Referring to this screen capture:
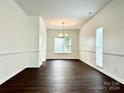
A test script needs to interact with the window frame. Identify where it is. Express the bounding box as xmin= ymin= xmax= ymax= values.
xmin=54 ymin=37 xmax=72 ymax=54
